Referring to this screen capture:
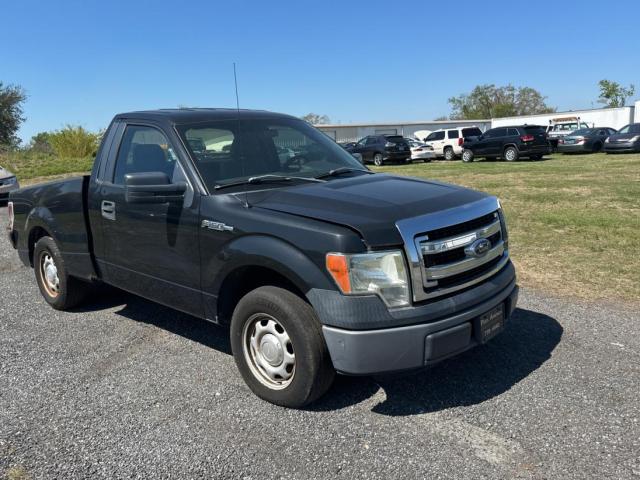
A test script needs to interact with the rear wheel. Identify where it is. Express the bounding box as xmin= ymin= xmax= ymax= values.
xmin=230 ymin=286 xmax=335 ymax=408
xmin=503 ymin=146 xmax=519 ymax=162
xmin=443 ymin=147 xmax=455 ymax=161
xmin=373 ymin=153 xmax=384 ymax=166
xmin=34 ymin=236 xmax=89 ymax=310
xmin=462 ymin=149 xmax=474 ymax=163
